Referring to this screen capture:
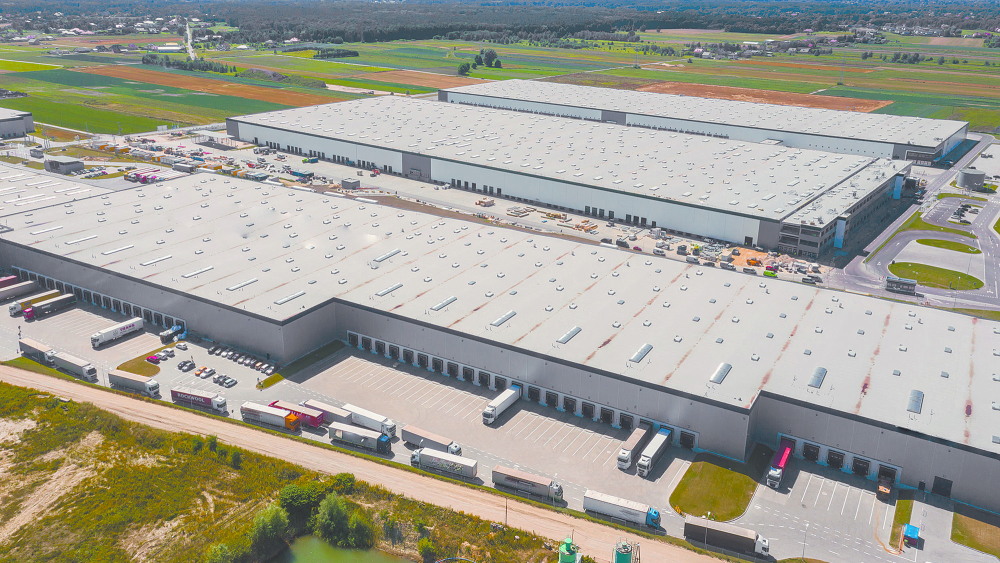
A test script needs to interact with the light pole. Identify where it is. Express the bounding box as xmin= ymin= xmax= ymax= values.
xmin=802 ymin=522 xmax=809 ymax=561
